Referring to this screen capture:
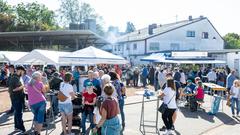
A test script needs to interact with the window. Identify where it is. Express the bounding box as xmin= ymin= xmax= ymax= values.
xmin=202 ymin=32 xmax=209 ymax=39
xmin=149 ymin=42 xmax=160 ymax=51
xmin=133 ymin=43 xmax=137 ymax=50
xmin=126 ymin=44 xmax=130 ymax=50
xmin=186 ymin=31 xmax=195 ymax=37
xmin=118 ymin=45 xmax=120 ymax=51
xmin=114 ymin=46 xmax=117 ymax=51
xmin=170 ymin=43 xmax=180 ymax=50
